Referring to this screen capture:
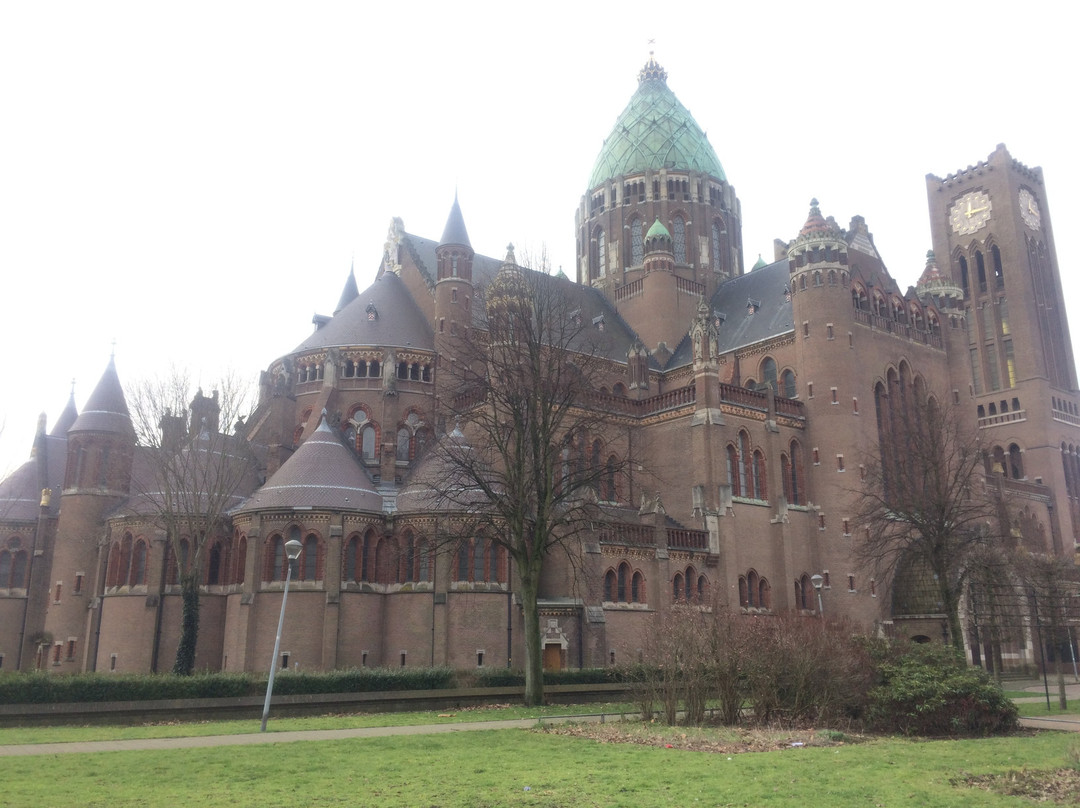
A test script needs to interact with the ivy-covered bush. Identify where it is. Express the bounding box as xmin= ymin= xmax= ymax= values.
xmin=866 ymin=642 xmax=1019 ymax=736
